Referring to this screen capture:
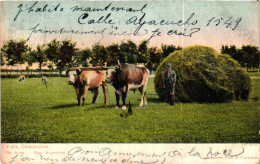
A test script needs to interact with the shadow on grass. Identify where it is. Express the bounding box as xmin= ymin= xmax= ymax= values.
xmin=146 ymin=97 xmax=161 ymax=103
xmin=49 ymin=103 xmax=124 ymax=111
xmin=49 ymin=103 xmax=78 ymax=110
xmin=49 ymin=98 xmax=164 ymax=111
xmin=86 ymin=104 xmax=117 ymax=110
xmin=87 ymin=103 xmax=146 ymax=110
